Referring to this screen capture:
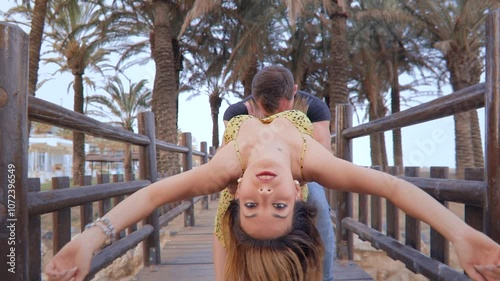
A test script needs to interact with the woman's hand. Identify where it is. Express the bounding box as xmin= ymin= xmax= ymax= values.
xmin=453 ymin=229 xmax=500 ymax=281
xmin=45 ymin=228 xmax=103 ymax=281
xmin=45 ymin=236 xmax=94 ymax=281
